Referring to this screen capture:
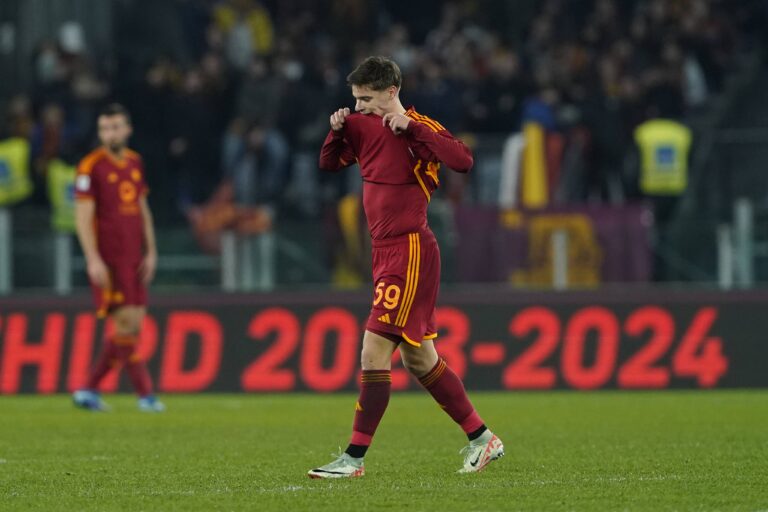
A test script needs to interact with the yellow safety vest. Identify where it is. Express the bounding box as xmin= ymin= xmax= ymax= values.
xmin=213 ymin=4 xmax=273 ymax=55
xmin=47 ymin=159 xmax=76 ymax=232
xmin=634 ymin=119 xmax=692 ymax=195
xmin=0 ymin=137 xmax=32 ymax=206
